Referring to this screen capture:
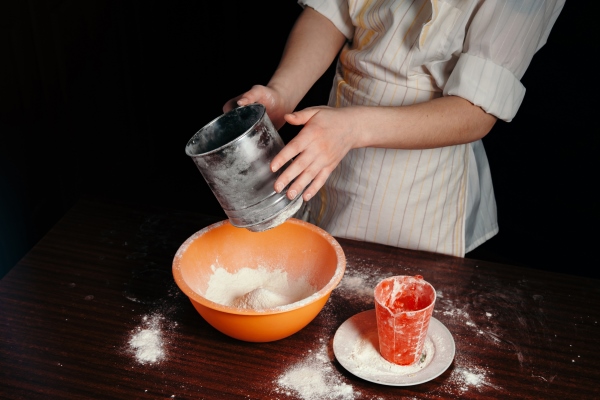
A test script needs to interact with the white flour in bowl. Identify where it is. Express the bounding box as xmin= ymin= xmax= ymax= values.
xmin=203 ymin=265 xmax=317 ymax=310
xmin=232 ymin=287 xmax=295 ymax=309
